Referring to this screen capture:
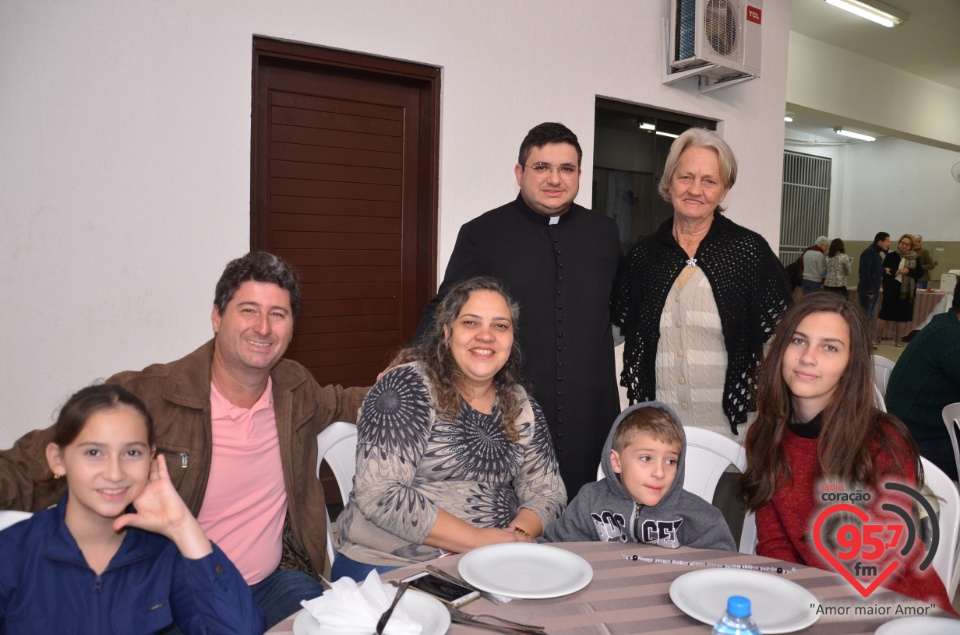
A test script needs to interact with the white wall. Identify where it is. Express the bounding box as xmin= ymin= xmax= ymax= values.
xmin=0 ymin=0 xmax=793 ymax=448
xmin=787 ymin=32 xmax=960 ymax=152
xmin=785 ymin=137 xmax=960 ymax=242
